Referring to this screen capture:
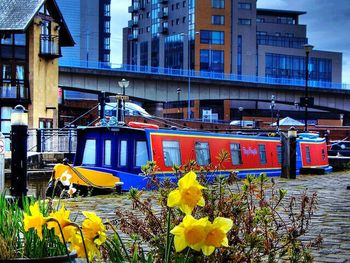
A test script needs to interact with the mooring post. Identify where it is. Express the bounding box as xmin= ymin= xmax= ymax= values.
xmin=10 ymin=105 xmax=28 ymax=202
xmin=288 ymin=127 xmax=297 ymax=179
